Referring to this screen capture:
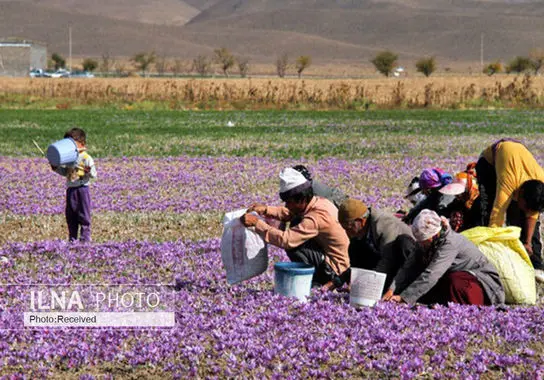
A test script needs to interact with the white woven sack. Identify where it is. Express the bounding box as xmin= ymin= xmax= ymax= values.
xmin=221 ymin=209 xmax=268 ymax=285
